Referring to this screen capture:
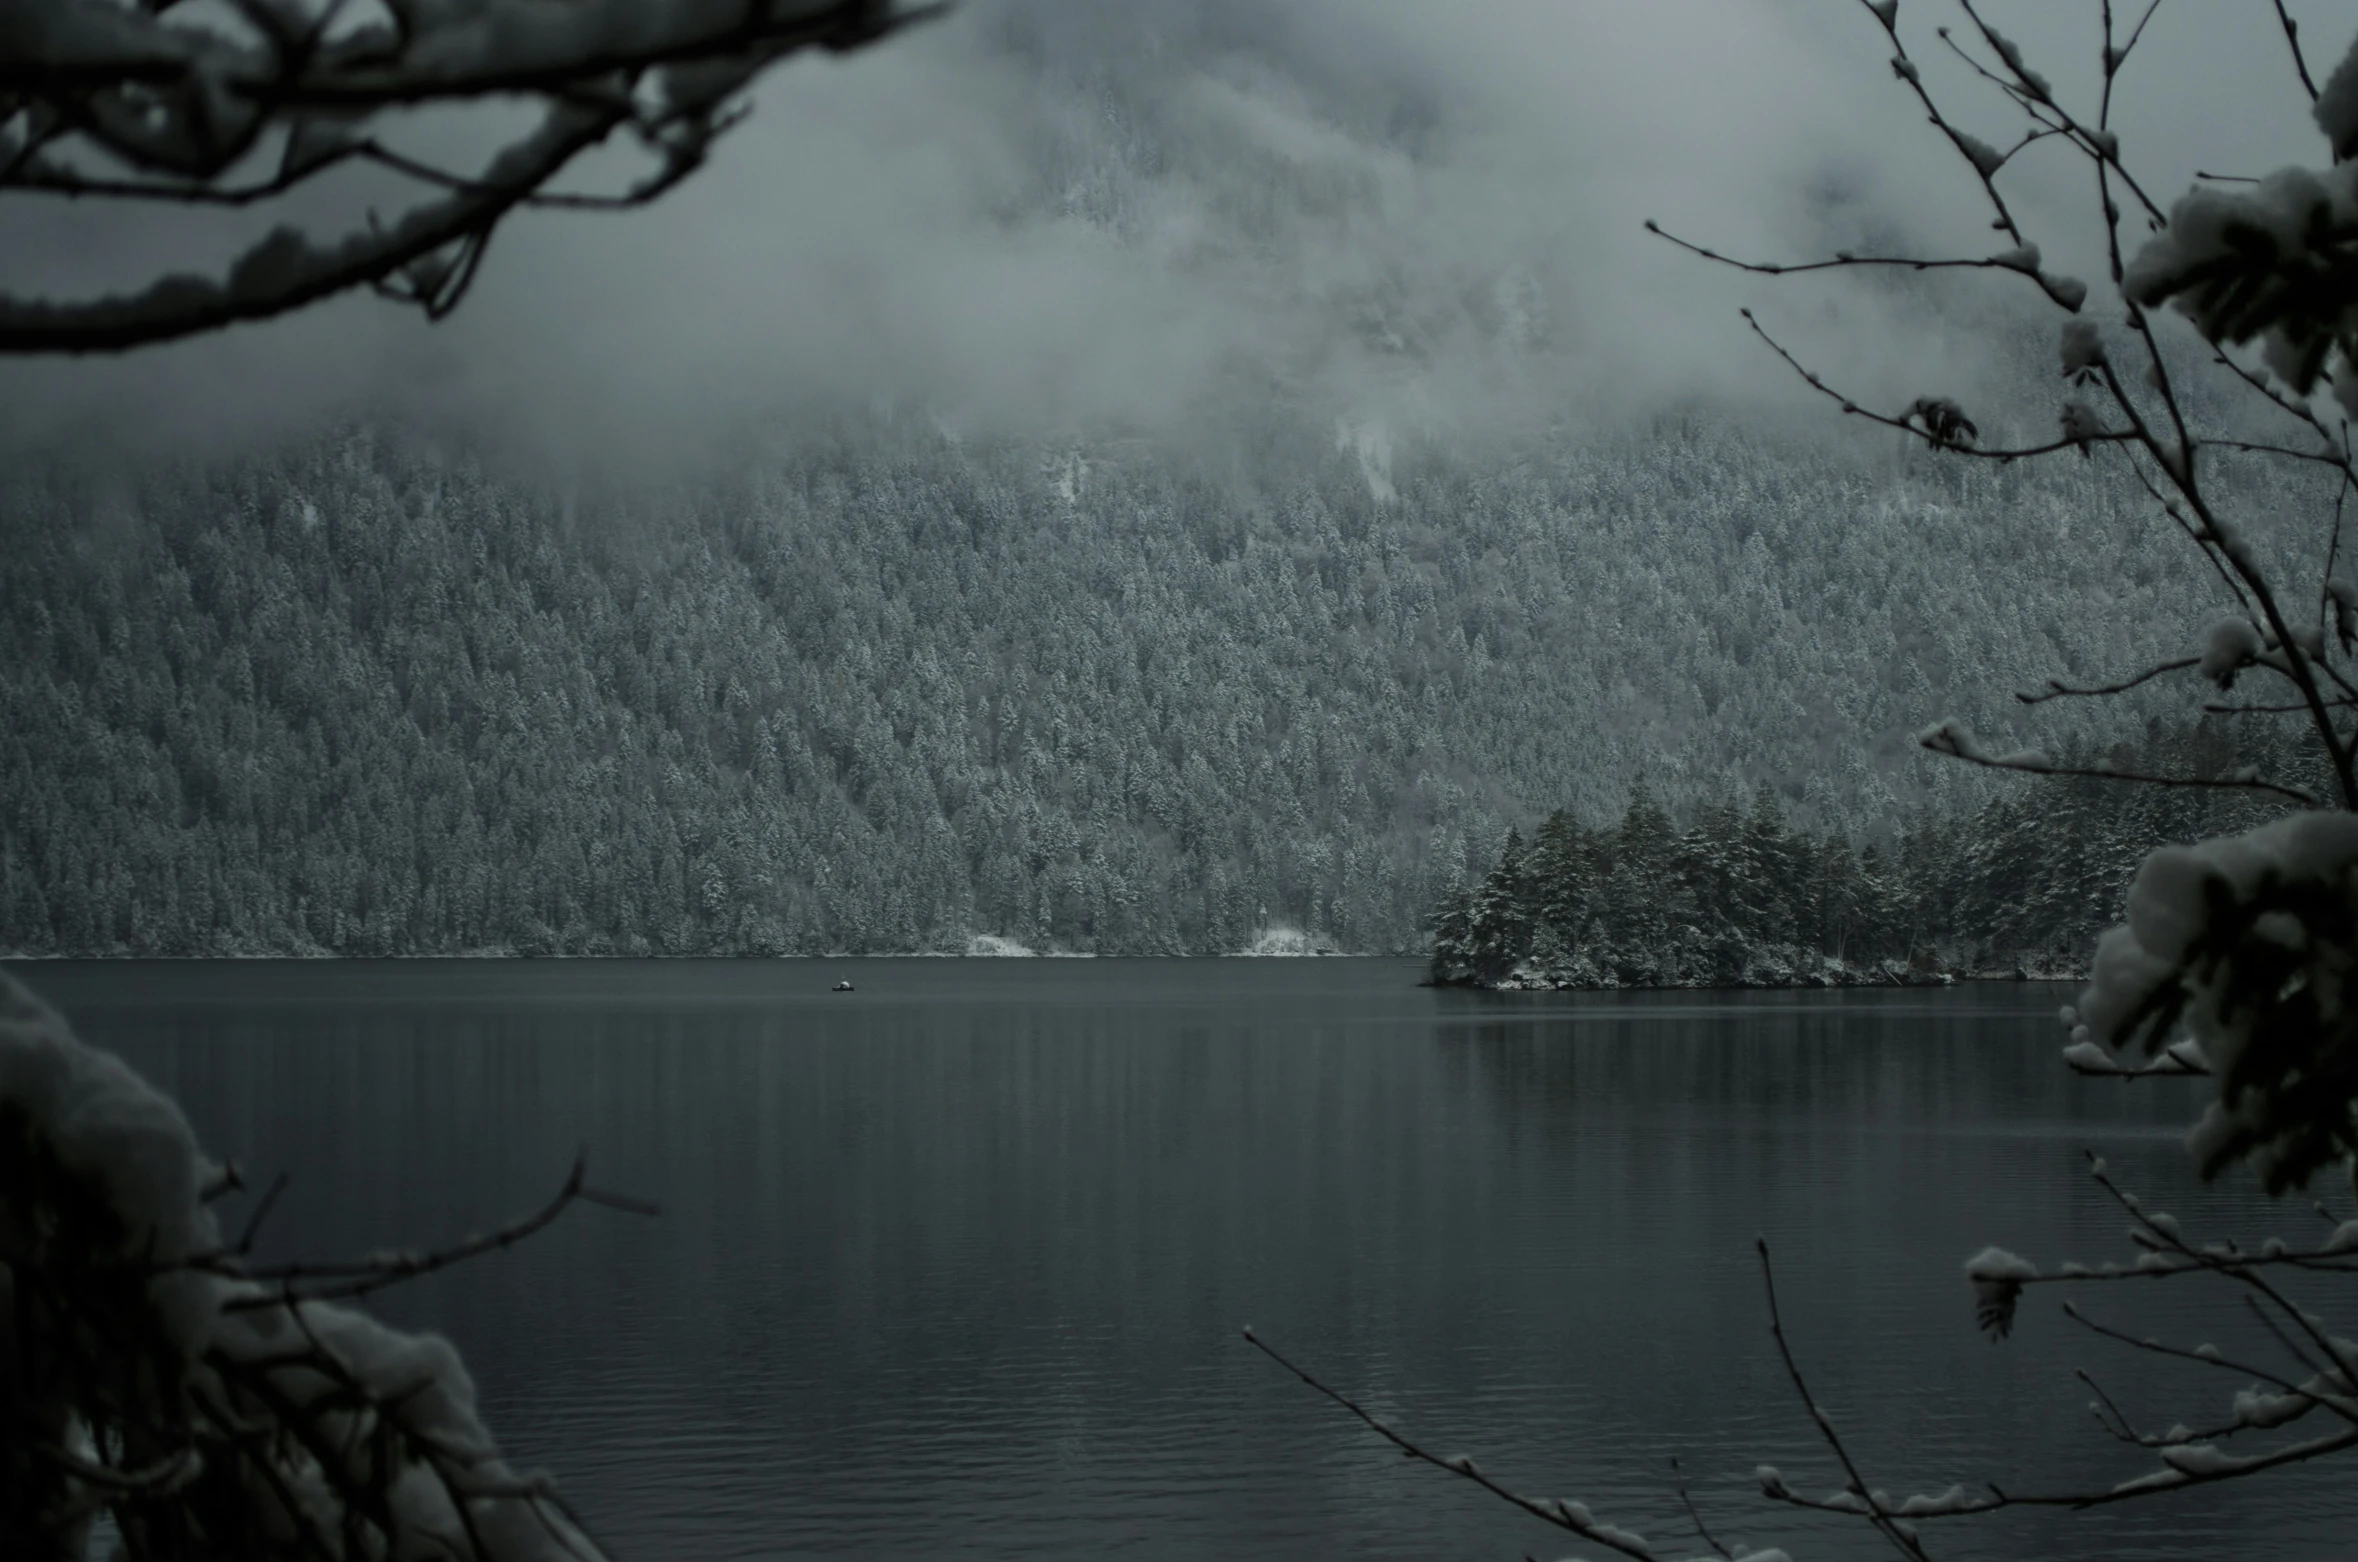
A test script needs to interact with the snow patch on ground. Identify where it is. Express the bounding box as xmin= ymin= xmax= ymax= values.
xmin=1238 ymin=925 xmax=1339 ymax=956
xmin=966 ymin=934 xmax=1038 ymax=957
xmin=1334 ymin=417 xmax=1395 ymax=504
